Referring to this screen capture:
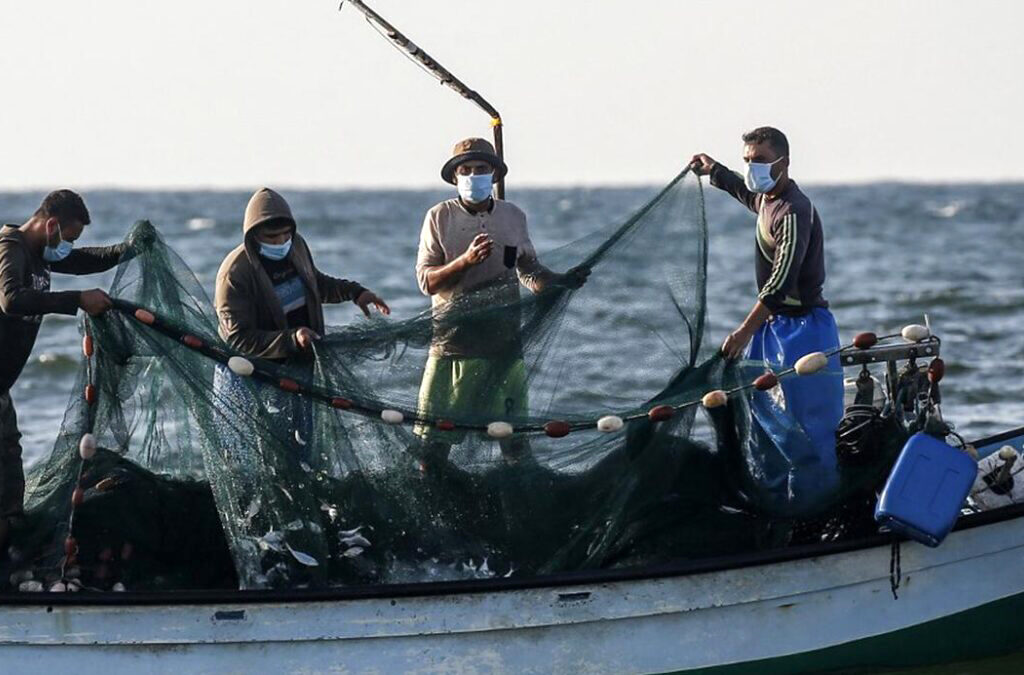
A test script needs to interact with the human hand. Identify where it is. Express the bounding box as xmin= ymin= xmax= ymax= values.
xmin=79 ymin=289 xmax=113 ymax=317
xmin=461 ymin=233 xmax=493 ymax=266
xmin=721 ymin=326 xmax=754 ymax=360
xmin=558 ymin=265 xmax=591 ymax=290
xmin=689 ymin=153 xmax=717 ymax=176
xmin=294 ymin=326 xmax=320 ymax=350
xmin=355 ymin=290 xmax=390 ymax=318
